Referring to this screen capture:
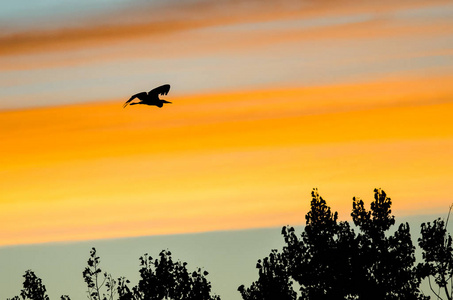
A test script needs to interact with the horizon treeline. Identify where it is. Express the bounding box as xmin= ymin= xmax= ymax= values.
xmin=6 ymin=189 xmax=453 ymax=300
